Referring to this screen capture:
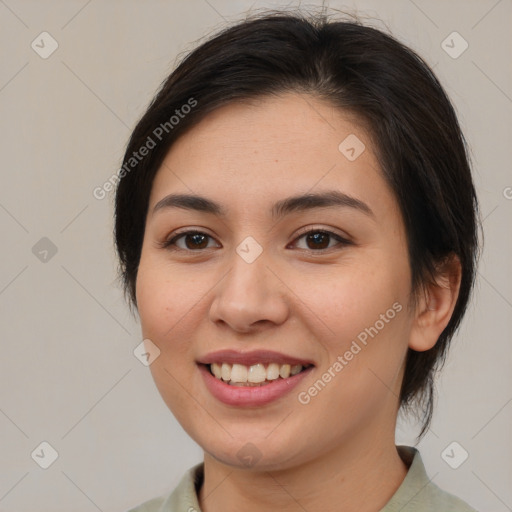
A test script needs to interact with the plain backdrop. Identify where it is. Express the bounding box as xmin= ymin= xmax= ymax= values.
xmin=0 ymin=1 xmax=511 ymax=511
